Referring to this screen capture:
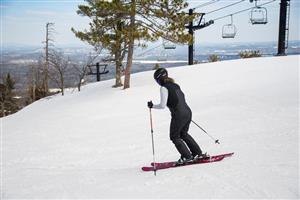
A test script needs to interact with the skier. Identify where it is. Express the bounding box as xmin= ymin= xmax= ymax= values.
xmin=148 ymin=68 xmax=205 ymax=165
